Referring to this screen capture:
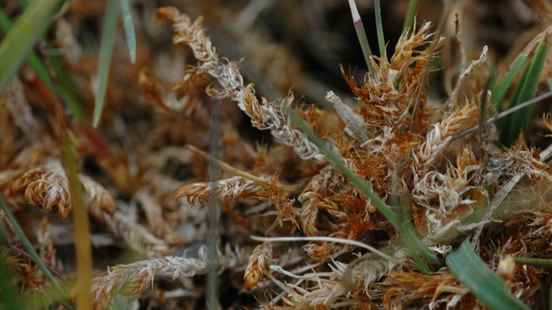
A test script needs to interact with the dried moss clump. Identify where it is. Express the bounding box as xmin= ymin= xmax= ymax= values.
xmin=1 ymin=0 xmax=552 ymax=309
